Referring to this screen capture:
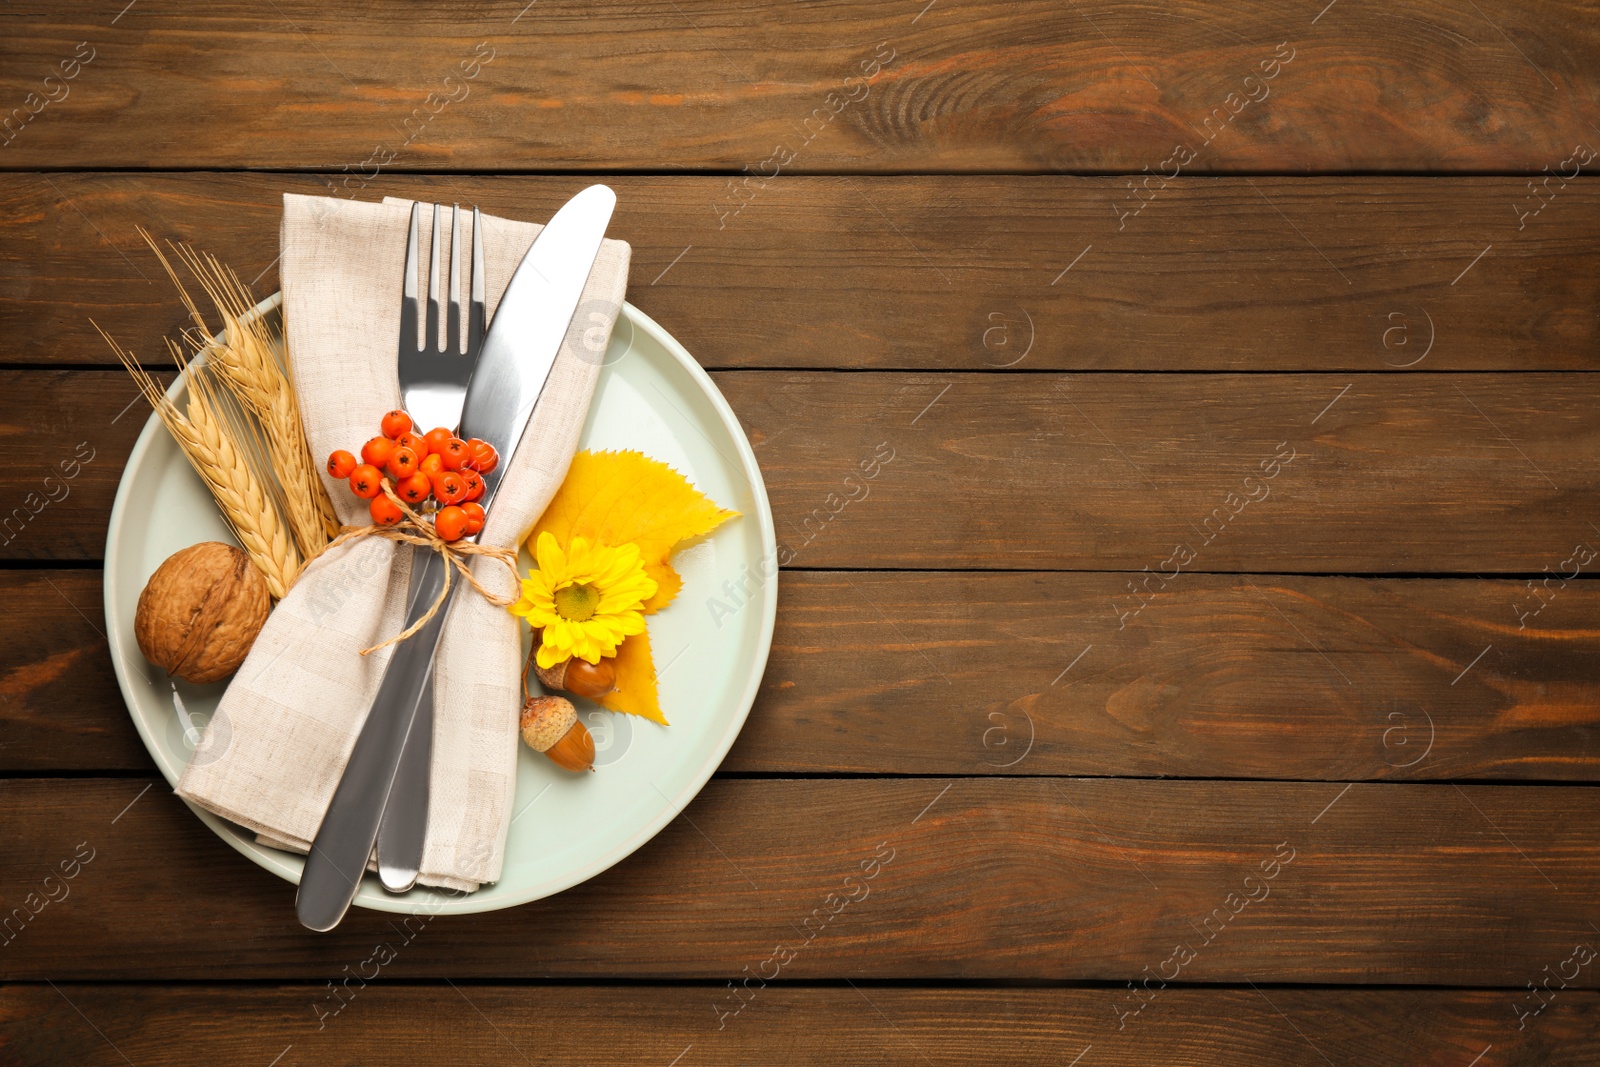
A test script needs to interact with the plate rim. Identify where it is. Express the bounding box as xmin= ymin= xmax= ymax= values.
xmin=103 ymin=291 xmax=778 ymax=914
